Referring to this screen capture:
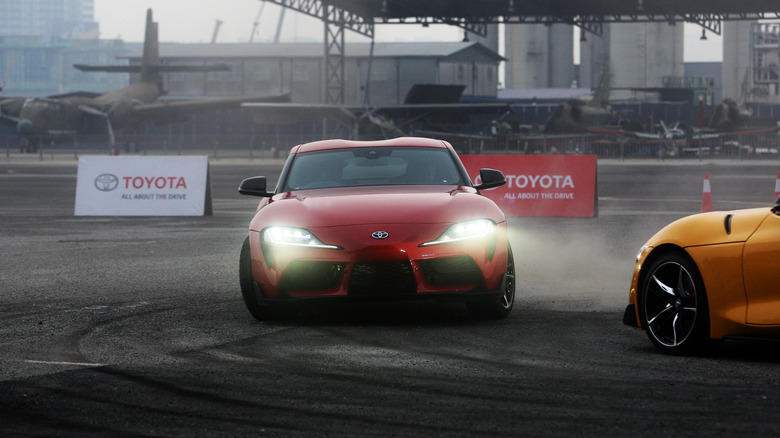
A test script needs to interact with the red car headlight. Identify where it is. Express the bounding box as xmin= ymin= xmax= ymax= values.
xmin=419 ymin=219 xmax=495 ymax=247
xmin=262 ymin=226 xmax=342 ymax=250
